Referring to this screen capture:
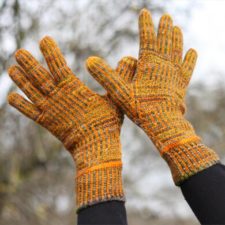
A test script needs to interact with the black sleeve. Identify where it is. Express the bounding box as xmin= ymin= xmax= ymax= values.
xmin=77 ymin=201 xmax=128 ymax=225
xmin=181 ymin=163 xmax=225 ymax=224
